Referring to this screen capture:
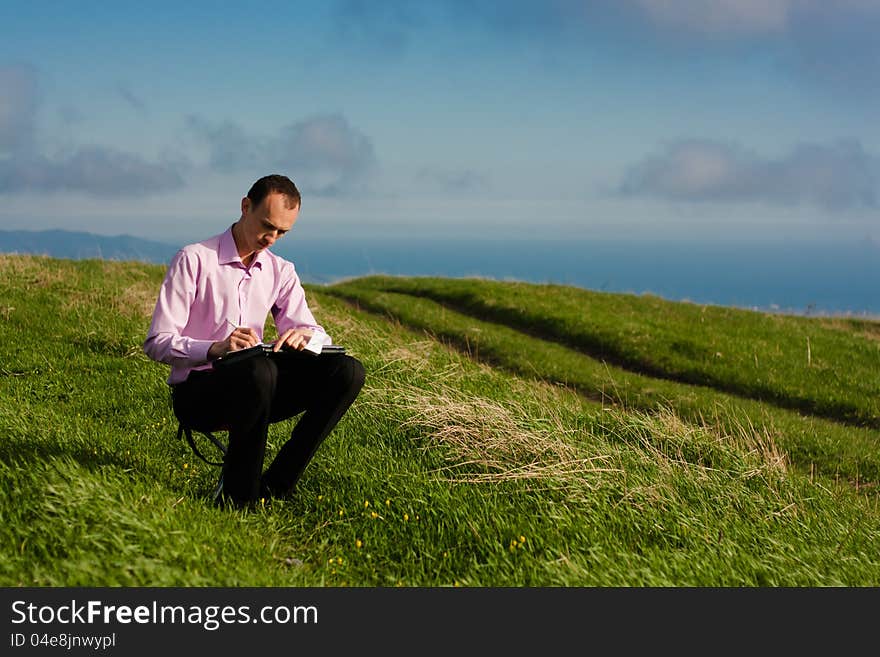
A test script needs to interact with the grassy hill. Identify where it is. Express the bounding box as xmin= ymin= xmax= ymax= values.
xmin=1 ymin=256 xmax=878 ymax=586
